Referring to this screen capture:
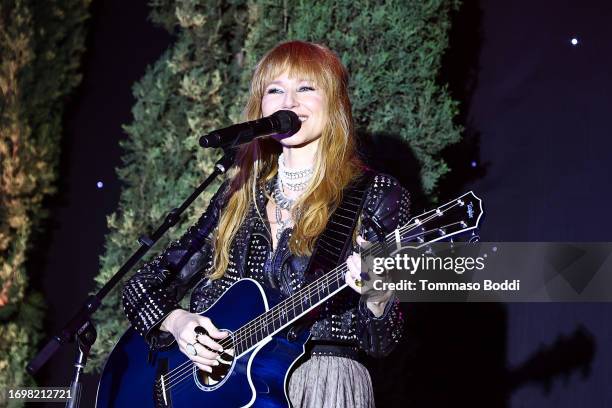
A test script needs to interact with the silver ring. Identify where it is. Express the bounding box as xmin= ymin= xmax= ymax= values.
xmin=185 ymin=342 xmax=198 ymax=356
